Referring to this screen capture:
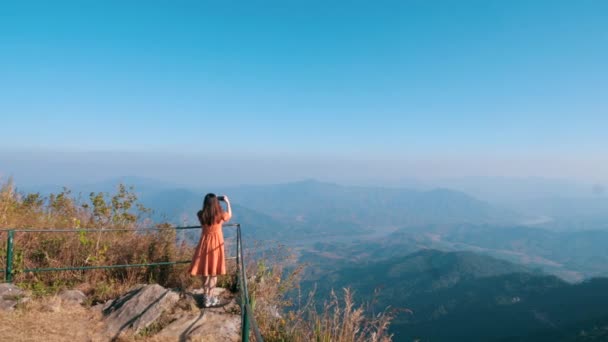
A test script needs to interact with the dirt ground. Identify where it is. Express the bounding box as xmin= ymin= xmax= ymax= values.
xmin=0 ymin=303 xmax=106 ymax=342
xmin=0 ymin=294 xmax=236 ymax=342
xmin=0 ymin=308 xmax=183 ymax=342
